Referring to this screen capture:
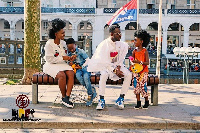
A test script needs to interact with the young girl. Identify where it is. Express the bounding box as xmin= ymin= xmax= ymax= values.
xmin=131 ymin=30 xmax=151 ymax=109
